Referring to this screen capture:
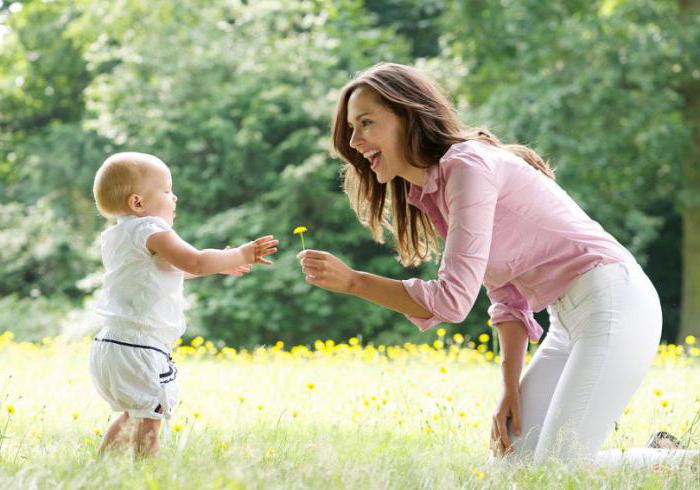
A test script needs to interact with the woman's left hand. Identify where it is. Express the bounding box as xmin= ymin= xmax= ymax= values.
xmin=490 ymin=387 xmax=522 ymax=457
xmin=297 ymin=249 xmax=355 ymax=293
